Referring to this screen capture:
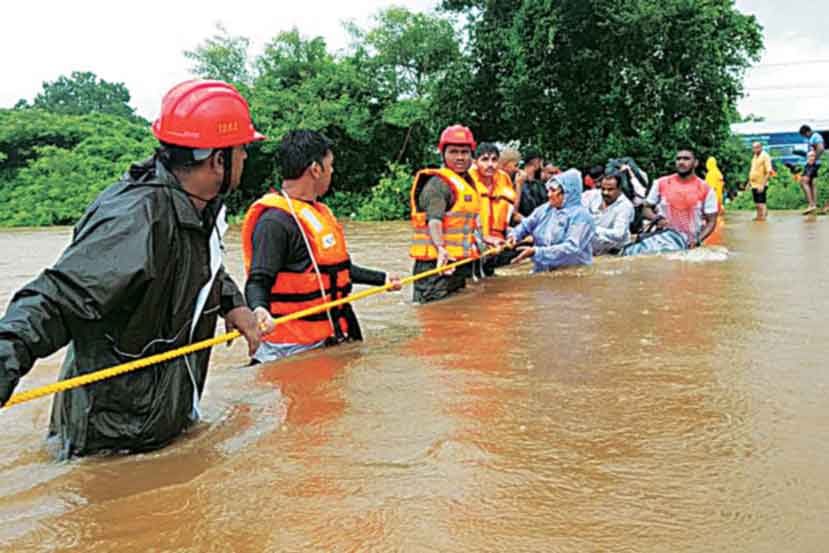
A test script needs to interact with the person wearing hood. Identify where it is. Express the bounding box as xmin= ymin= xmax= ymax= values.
xmin=0 ymin=80 xmax=273 ymax=459
xmin=506 ymin=169 xmax=596 ymax=271
xmin=705 ymin=156 xmax=725 ymax=213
